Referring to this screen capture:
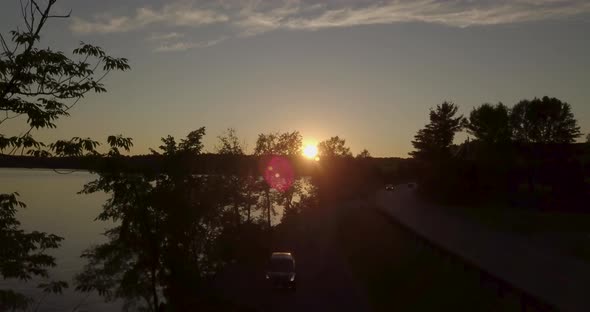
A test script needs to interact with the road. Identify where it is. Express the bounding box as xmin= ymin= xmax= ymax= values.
xmin=215 ymin=203 xmax=370 ymax=312
xmin=378 ymin=185 xmax=590 ymax=312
